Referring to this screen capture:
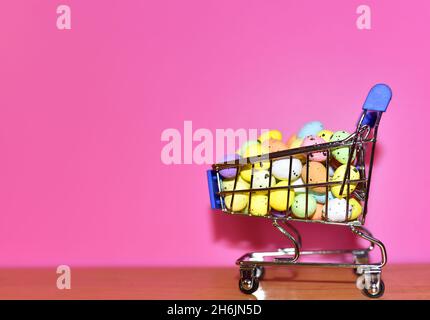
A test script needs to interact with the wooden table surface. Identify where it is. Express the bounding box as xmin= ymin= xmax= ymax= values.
xmin=0 ymin=264 xmax=429 ymax=299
